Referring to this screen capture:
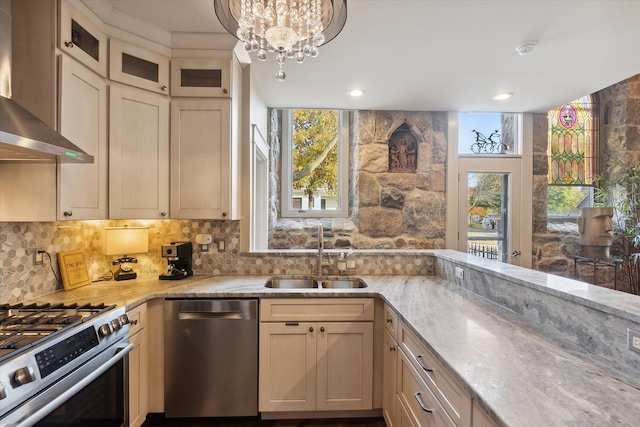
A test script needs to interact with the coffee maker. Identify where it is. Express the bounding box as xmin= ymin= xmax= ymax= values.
xmin=159 ymin=242 xmax=193 ymax=280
